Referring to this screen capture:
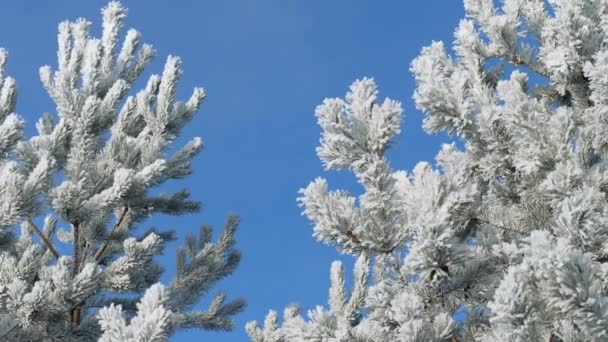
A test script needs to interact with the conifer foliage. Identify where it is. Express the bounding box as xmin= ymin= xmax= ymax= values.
xmin=0 ymin=2 xmax=243 ymax=341
xmin=248 ymin=0 xmax=608 ymax=341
